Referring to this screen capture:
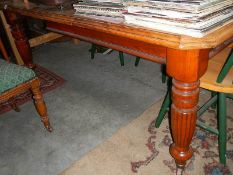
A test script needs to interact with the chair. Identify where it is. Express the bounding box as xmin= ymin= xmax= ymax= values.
xmin=90 ymin=43 xmax=141 ymax=66
xmin=161 ymin=64 xmax=167 ymax=83
xmin=155 ymin=47 xmax=233 ymax=164
xmin=0 ymin=37 xmax=52 ymax=132
xmin=0 ymin=37 xmax=10 ymax=62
